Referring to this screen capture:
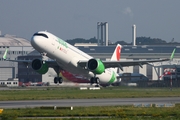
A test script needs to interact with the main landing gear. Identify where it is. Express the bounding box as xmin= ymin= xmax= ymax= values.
xmin=53 ymin=66 xmax=63 ymax=85
xmin=90 ymin=77 xmax=100 ymax=87
xmin=40 ymin=52 xmax=63 ymax=85
xmin=54 ymin=77 xmax=63 ymax=84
